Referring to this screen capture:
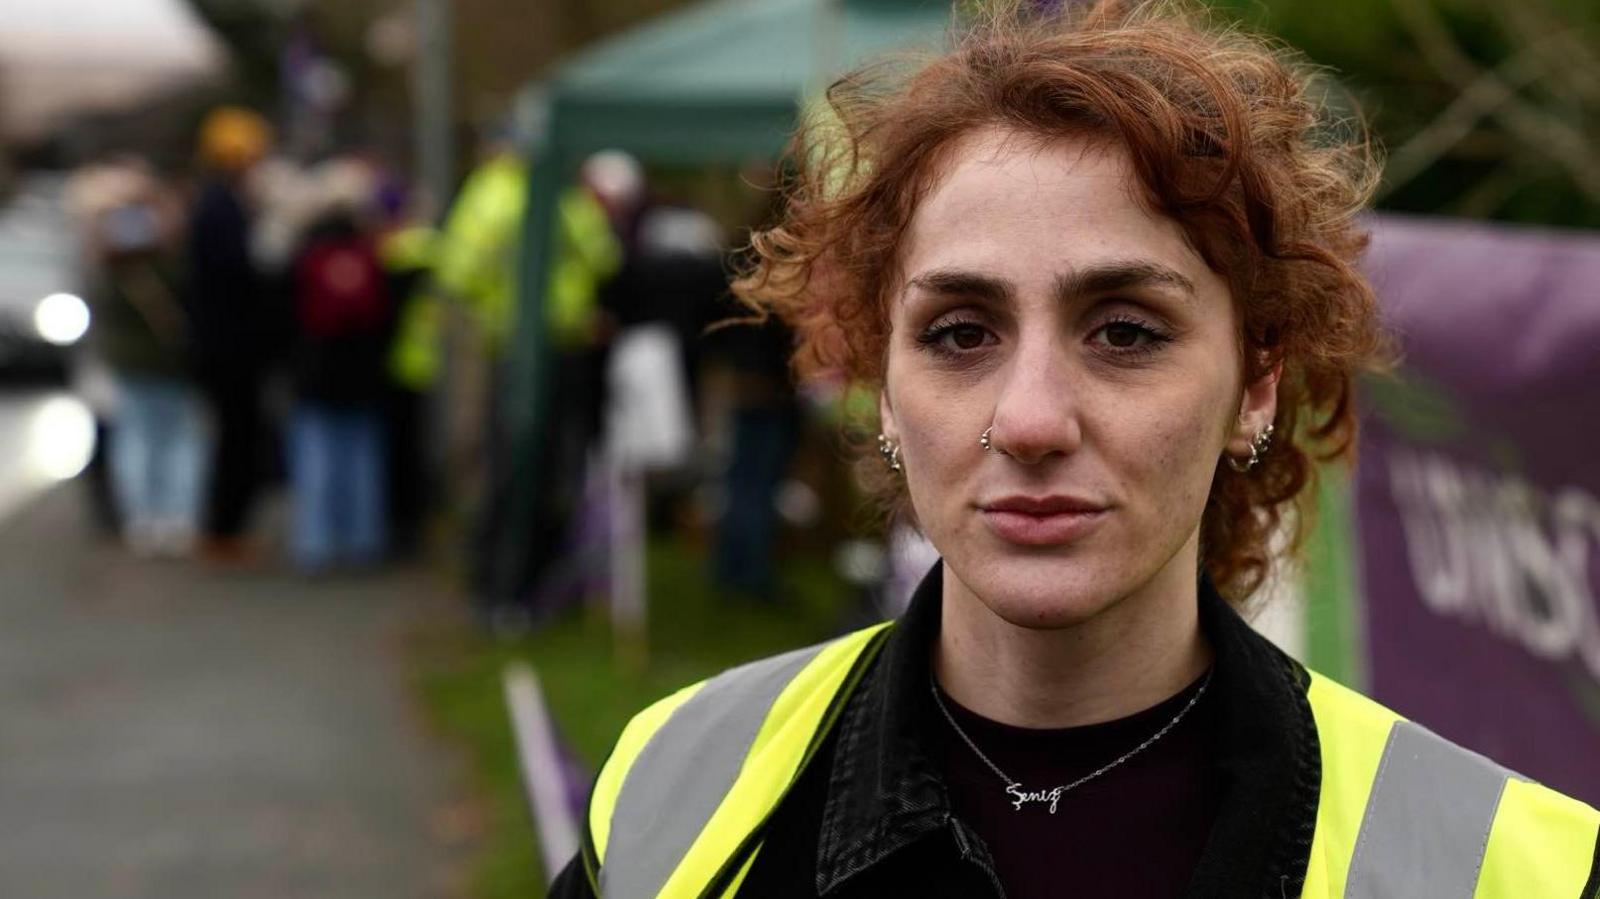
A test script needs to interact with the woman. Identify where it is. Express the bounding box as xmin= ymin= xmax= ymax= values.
xmin=284 ymin=160 xmax=394 ymax=572
xmin=75 ymin=159 xmax=207 ymax=556
xmin=551 ymin=3 xmax=1600 ymax=897
xmin=187 ymin=106 xmax=273 ymax=562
